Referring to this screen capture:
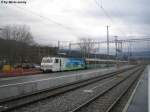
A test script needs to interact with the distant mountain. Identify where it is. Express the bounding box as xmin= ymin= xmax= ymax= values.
xmin=123 ymin=51 xmax=150 ymax=59
xmin=58 ymin=49 xmax=150 ymax=60
xmin=58 ymin=49 xmax=115 ymax=59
